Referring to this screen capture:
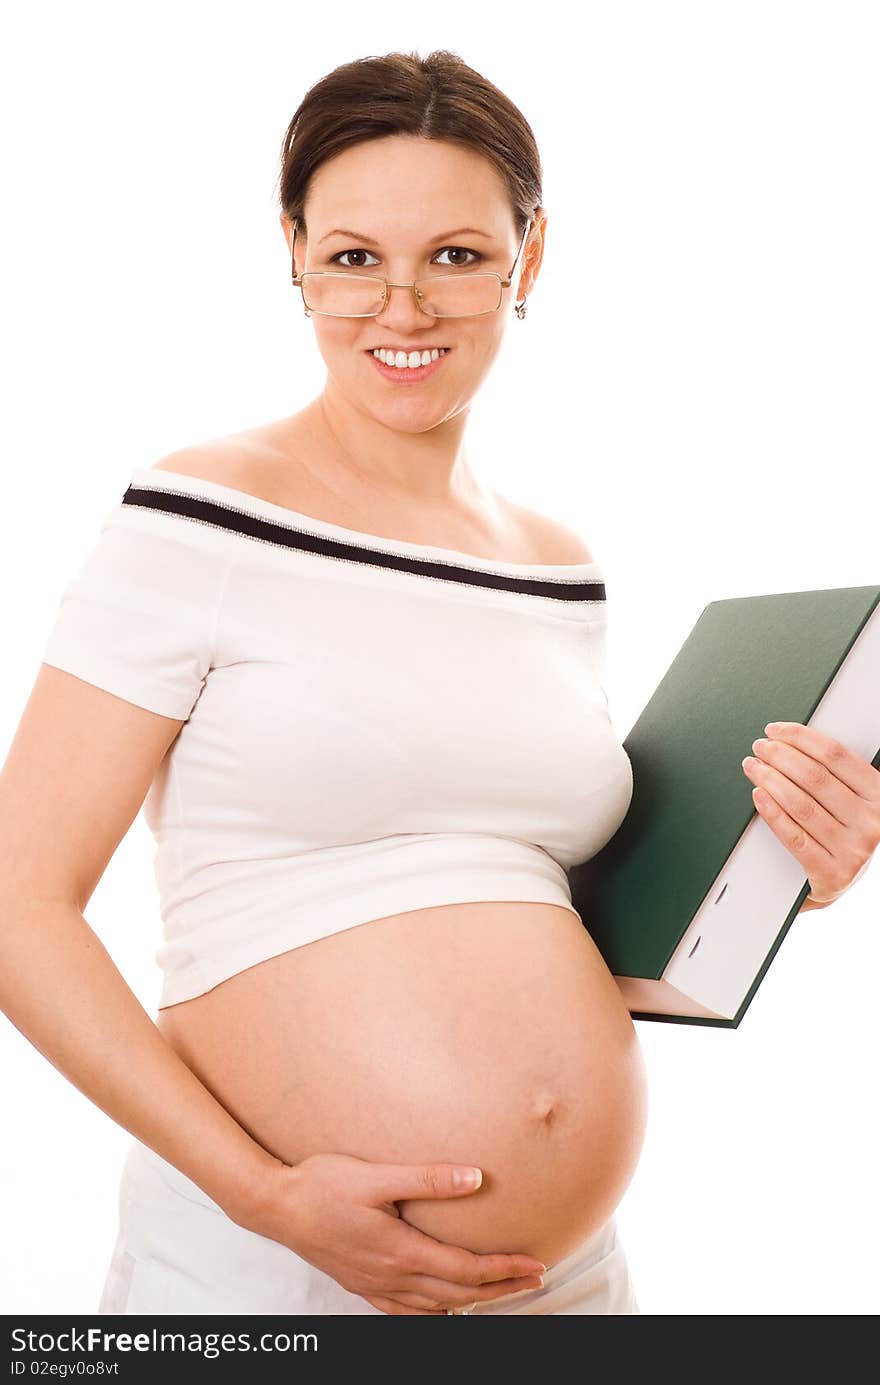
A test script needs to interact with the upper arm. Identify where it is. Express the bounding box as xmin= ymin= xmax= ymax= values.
xmin=0 ymin=670 xmax=184 ymax=914
xmin=1 ymin=491 xmax=231 ymax=914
